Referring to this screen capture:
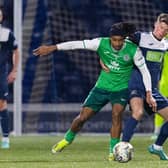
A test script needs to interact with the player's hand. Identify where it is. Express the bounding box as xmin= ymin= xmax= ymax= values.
xmin=146 ymin=91 xmax=157 ymax=112
xmin=100 ymin=59 xmax=110 ymax=72
xmin=7 ymin=70 xmax=17 ymax=83
xmin=33 ymin=45 xmax=57 ymax=56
